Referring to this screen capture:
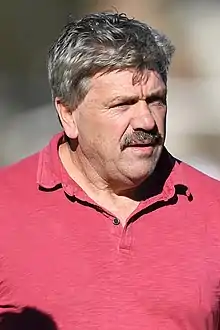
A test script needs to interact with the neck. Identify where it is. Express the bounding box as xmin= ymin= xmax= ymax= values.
xmin=59 ymin=142 xmax=141 ymax=224
xmin=61 ymin=141 xmax=140 ymax=196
